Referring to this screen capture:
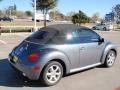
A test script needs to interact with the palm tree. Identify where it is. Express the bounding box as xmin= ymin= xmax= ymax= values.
xmin=32 ymin=0 xmax=58 ymax=27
